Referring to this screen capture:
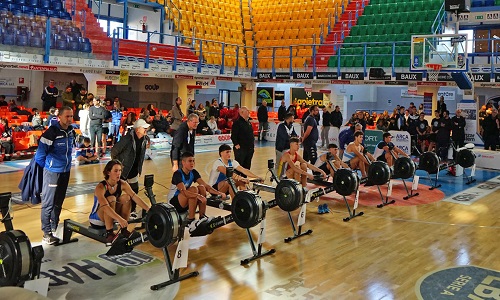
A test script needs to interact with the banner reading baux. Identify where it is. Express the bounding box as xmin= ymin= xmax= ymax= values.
xmin=290 ymin=87 xmax=327 ymax=106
